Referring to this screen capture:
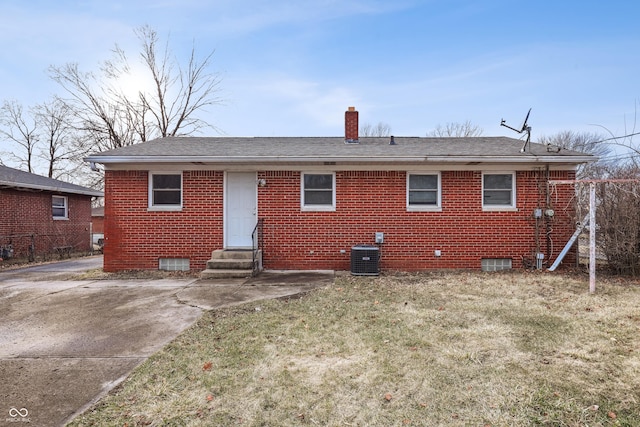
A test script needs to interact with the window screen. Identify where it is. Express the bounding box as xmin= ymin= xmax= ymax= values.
xmin=408 ymin=174 xmax=439 ymax=206
xmin=303 ymin=173 xmax=334 ymax=206
xmin=52 ymin=195 xmax=68 ymax=218
xmin=483 ymin=173 xmax=514 ymax=207
xmin=151 ymin=173 xmax=182 ymax=206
